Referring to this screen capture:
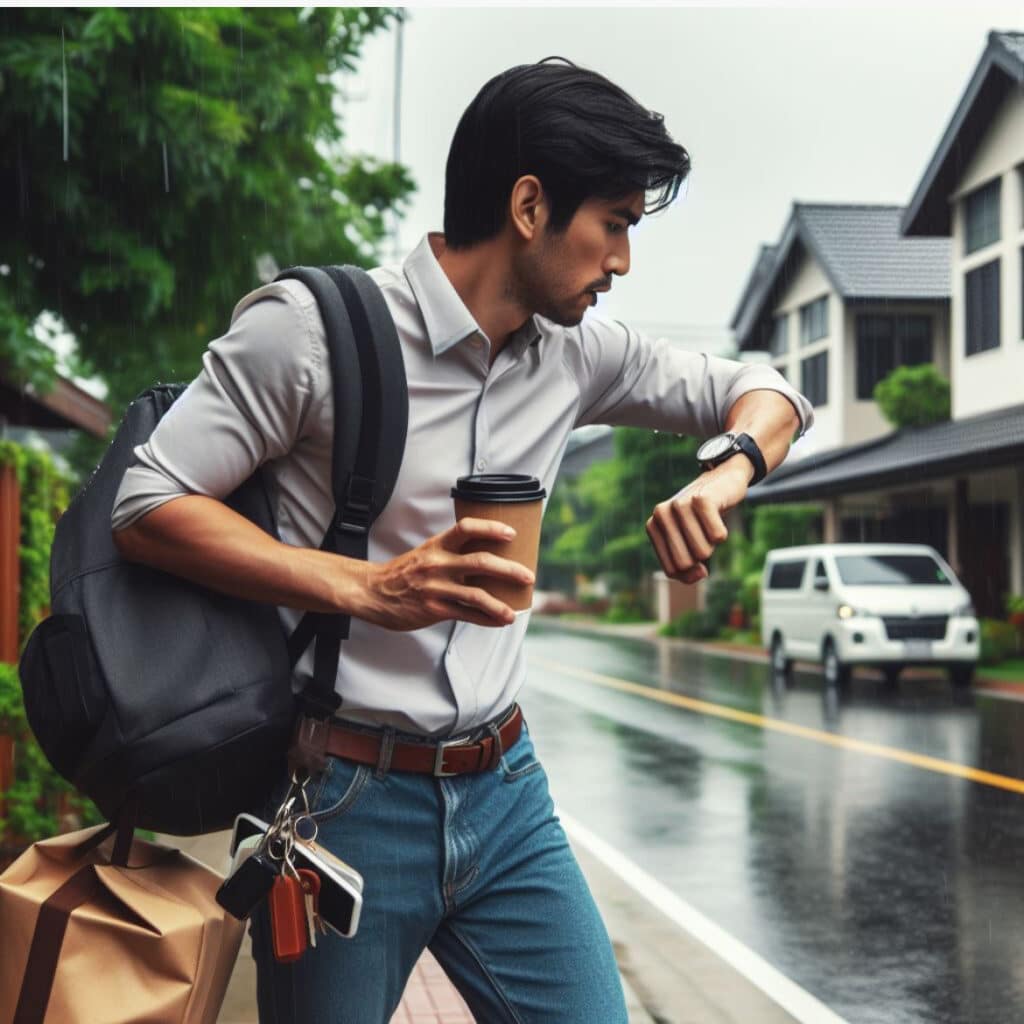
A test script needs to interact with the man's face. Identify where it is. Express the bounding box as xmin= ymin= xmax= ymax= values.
xmin=512 ymin=191 xmax=644 ymax=327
